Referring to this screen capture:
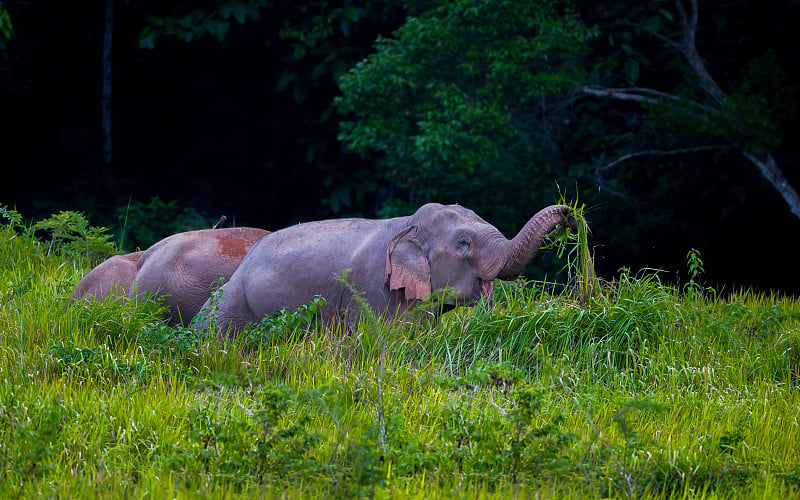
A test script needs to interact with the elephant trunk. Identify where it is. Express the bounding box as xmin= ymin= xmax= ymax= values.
xmin=493 ymin=204 xmax=573 ymax=280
